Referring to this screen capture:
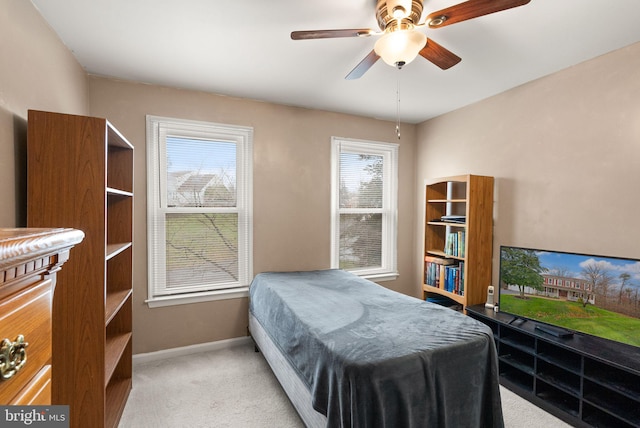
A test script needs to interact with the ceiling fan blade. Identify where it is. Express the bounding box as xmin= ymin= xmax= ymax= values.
xmin=345 ymin=50 xmax=380 ymax=80
xmin=419 ymin=39 xmax=462 ymax=70
xmin=291 ymin=29 xmax=375 ymax=40
xmin=425 ymin=0 xmax=531 ymax=28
